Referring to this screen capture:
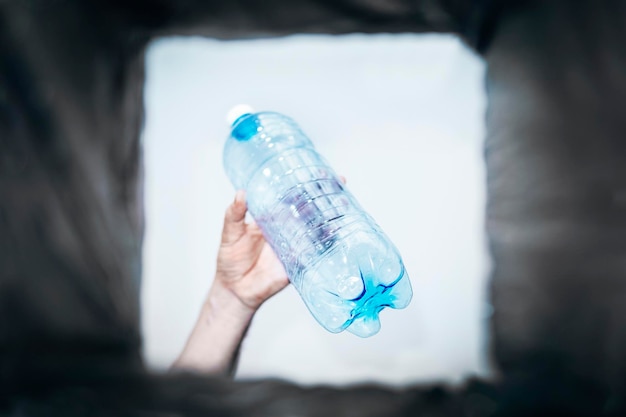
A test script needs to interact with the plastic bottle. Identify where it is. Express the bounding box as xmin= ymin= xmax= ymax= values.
xmin=223 ymin=106 xmax=412 ymax=337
